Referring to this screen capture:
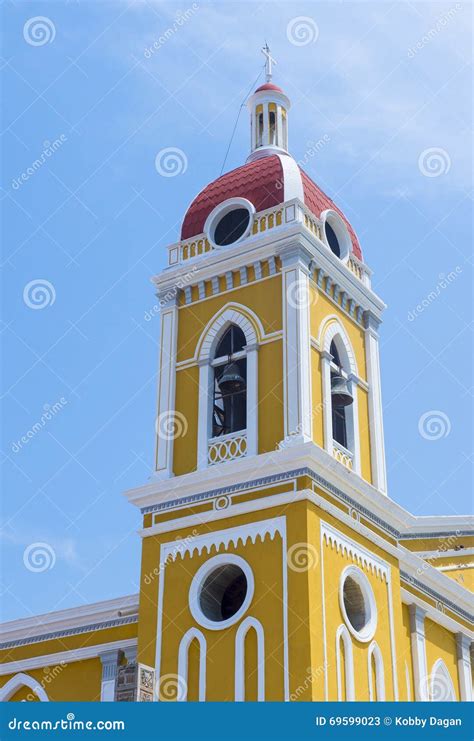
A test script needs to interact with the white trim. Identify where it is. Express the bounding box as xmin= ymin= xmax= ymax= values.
xmin=99 ymin=648 xmax=120 ymax=702
xmin=235 ymin=617 xmax=265 ymax=701
xmin=277 ymin=154 xmax=304 ymax=202
xmin=405 ymin=660 xmax=412 ymax=701
xmin=155 ymin=297 xmax=178 ymax=477
xmin=365 ymin=316 xmax=387 ymax=493
xmin=415 ymin=547 xmax=474 ymax=560
xmin=429 ymin=658 xmax=456 ymax=701
xmin=0 ymin=638 xmax=138 ymax=677
xmin=204 ymin=198 xmax=255 ymax=250
xmin=188 ymin=554 xmax=255 ymax=631
xmin=177 ymin=627 xmax=206 ymax=701
xmin=0 ymin=673 xmax=49 ymax=702
xmin=456 ymin=633 xmax=473 ymax=702
xmin=367 ymin=640 xmax=385 ymax=700
xmin=339 ymin=565 xmax=377 ymax=643
xmin=409 ymin=604 xmax=428 ymax=701
xmin=335 ymin=624 xmax=355 ymax=700
xmin=320 ymin=209 xmax=352 ymax=262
